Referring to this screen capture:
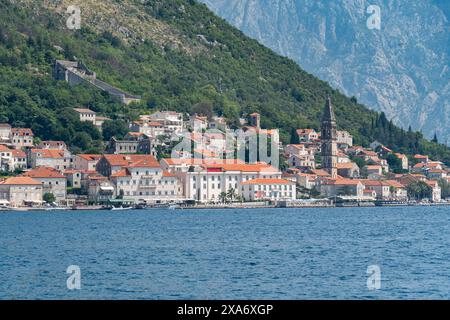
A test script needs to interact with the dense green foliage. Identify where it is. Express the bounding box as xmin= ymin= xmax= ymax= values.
xmin=438 ymin=179 xmax=450 ymax=199
xmin=43 ymin=192 xmax=56 ymax=204
xmin=0 ymin=0 xmax=449 ymax=164
xmin=406 ymin=181 xmax=433 ymax=200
